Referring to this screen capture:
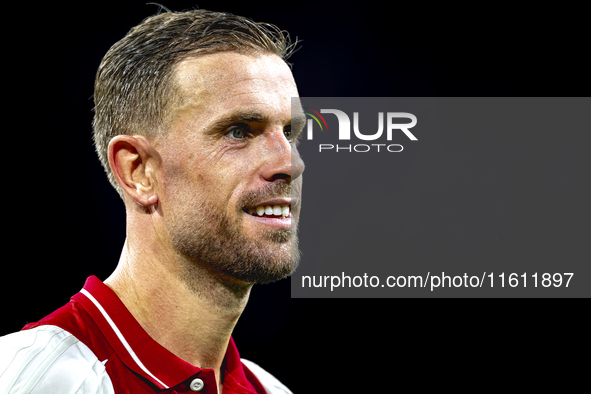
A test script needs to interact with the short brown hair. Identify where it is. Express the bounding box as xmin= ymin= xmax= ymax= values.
xmin=92 ymin=8 xmax=296 ymax=199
